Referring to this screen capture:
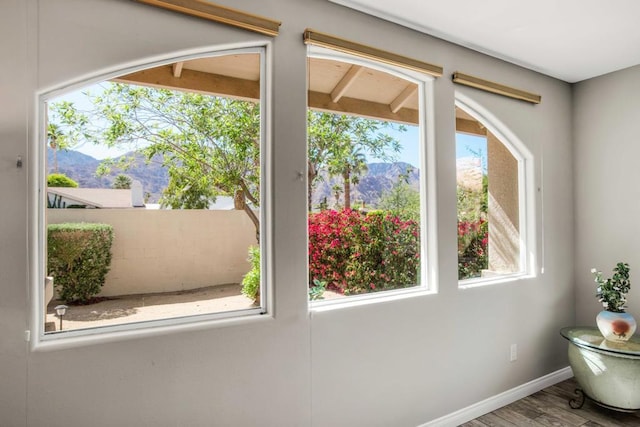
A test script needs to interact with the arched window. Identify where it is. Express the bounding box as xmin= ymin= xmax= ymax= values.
xmin=455 ymin=94 xmax=536 ymax=285
xmin=306 ymin=44 xmax=437 ymax=304
xmin=37 ymin=45 xmax=271 ymax=344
